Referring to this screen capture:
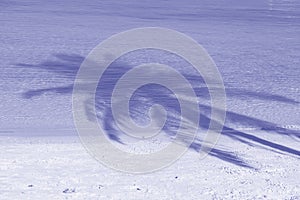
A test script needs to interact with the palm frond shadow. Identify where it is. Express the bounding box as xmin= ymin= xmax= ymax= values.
xmin=17 ymin=53 xmax=300 ymax=169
